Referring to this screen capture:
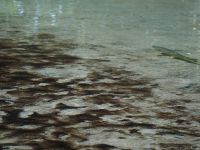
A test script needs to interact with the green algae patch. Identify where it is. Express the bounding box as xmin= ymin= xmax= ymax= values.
xmin=153 ymin=46 xmax=200 ymax=65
